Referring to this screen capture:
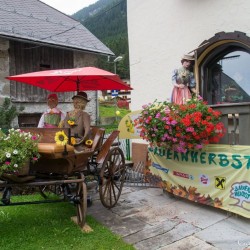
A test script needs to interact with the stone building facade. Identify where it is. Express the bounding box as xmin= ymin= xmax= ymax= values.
xmin=0 ymin=0 xmax=114 ymax=128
